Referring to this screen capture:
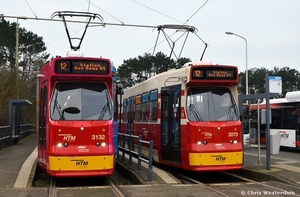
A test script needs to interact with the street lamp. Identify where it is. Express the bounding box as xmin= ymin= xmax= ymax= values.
xmin=225 ymin=31 xmax=248 ymax=95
